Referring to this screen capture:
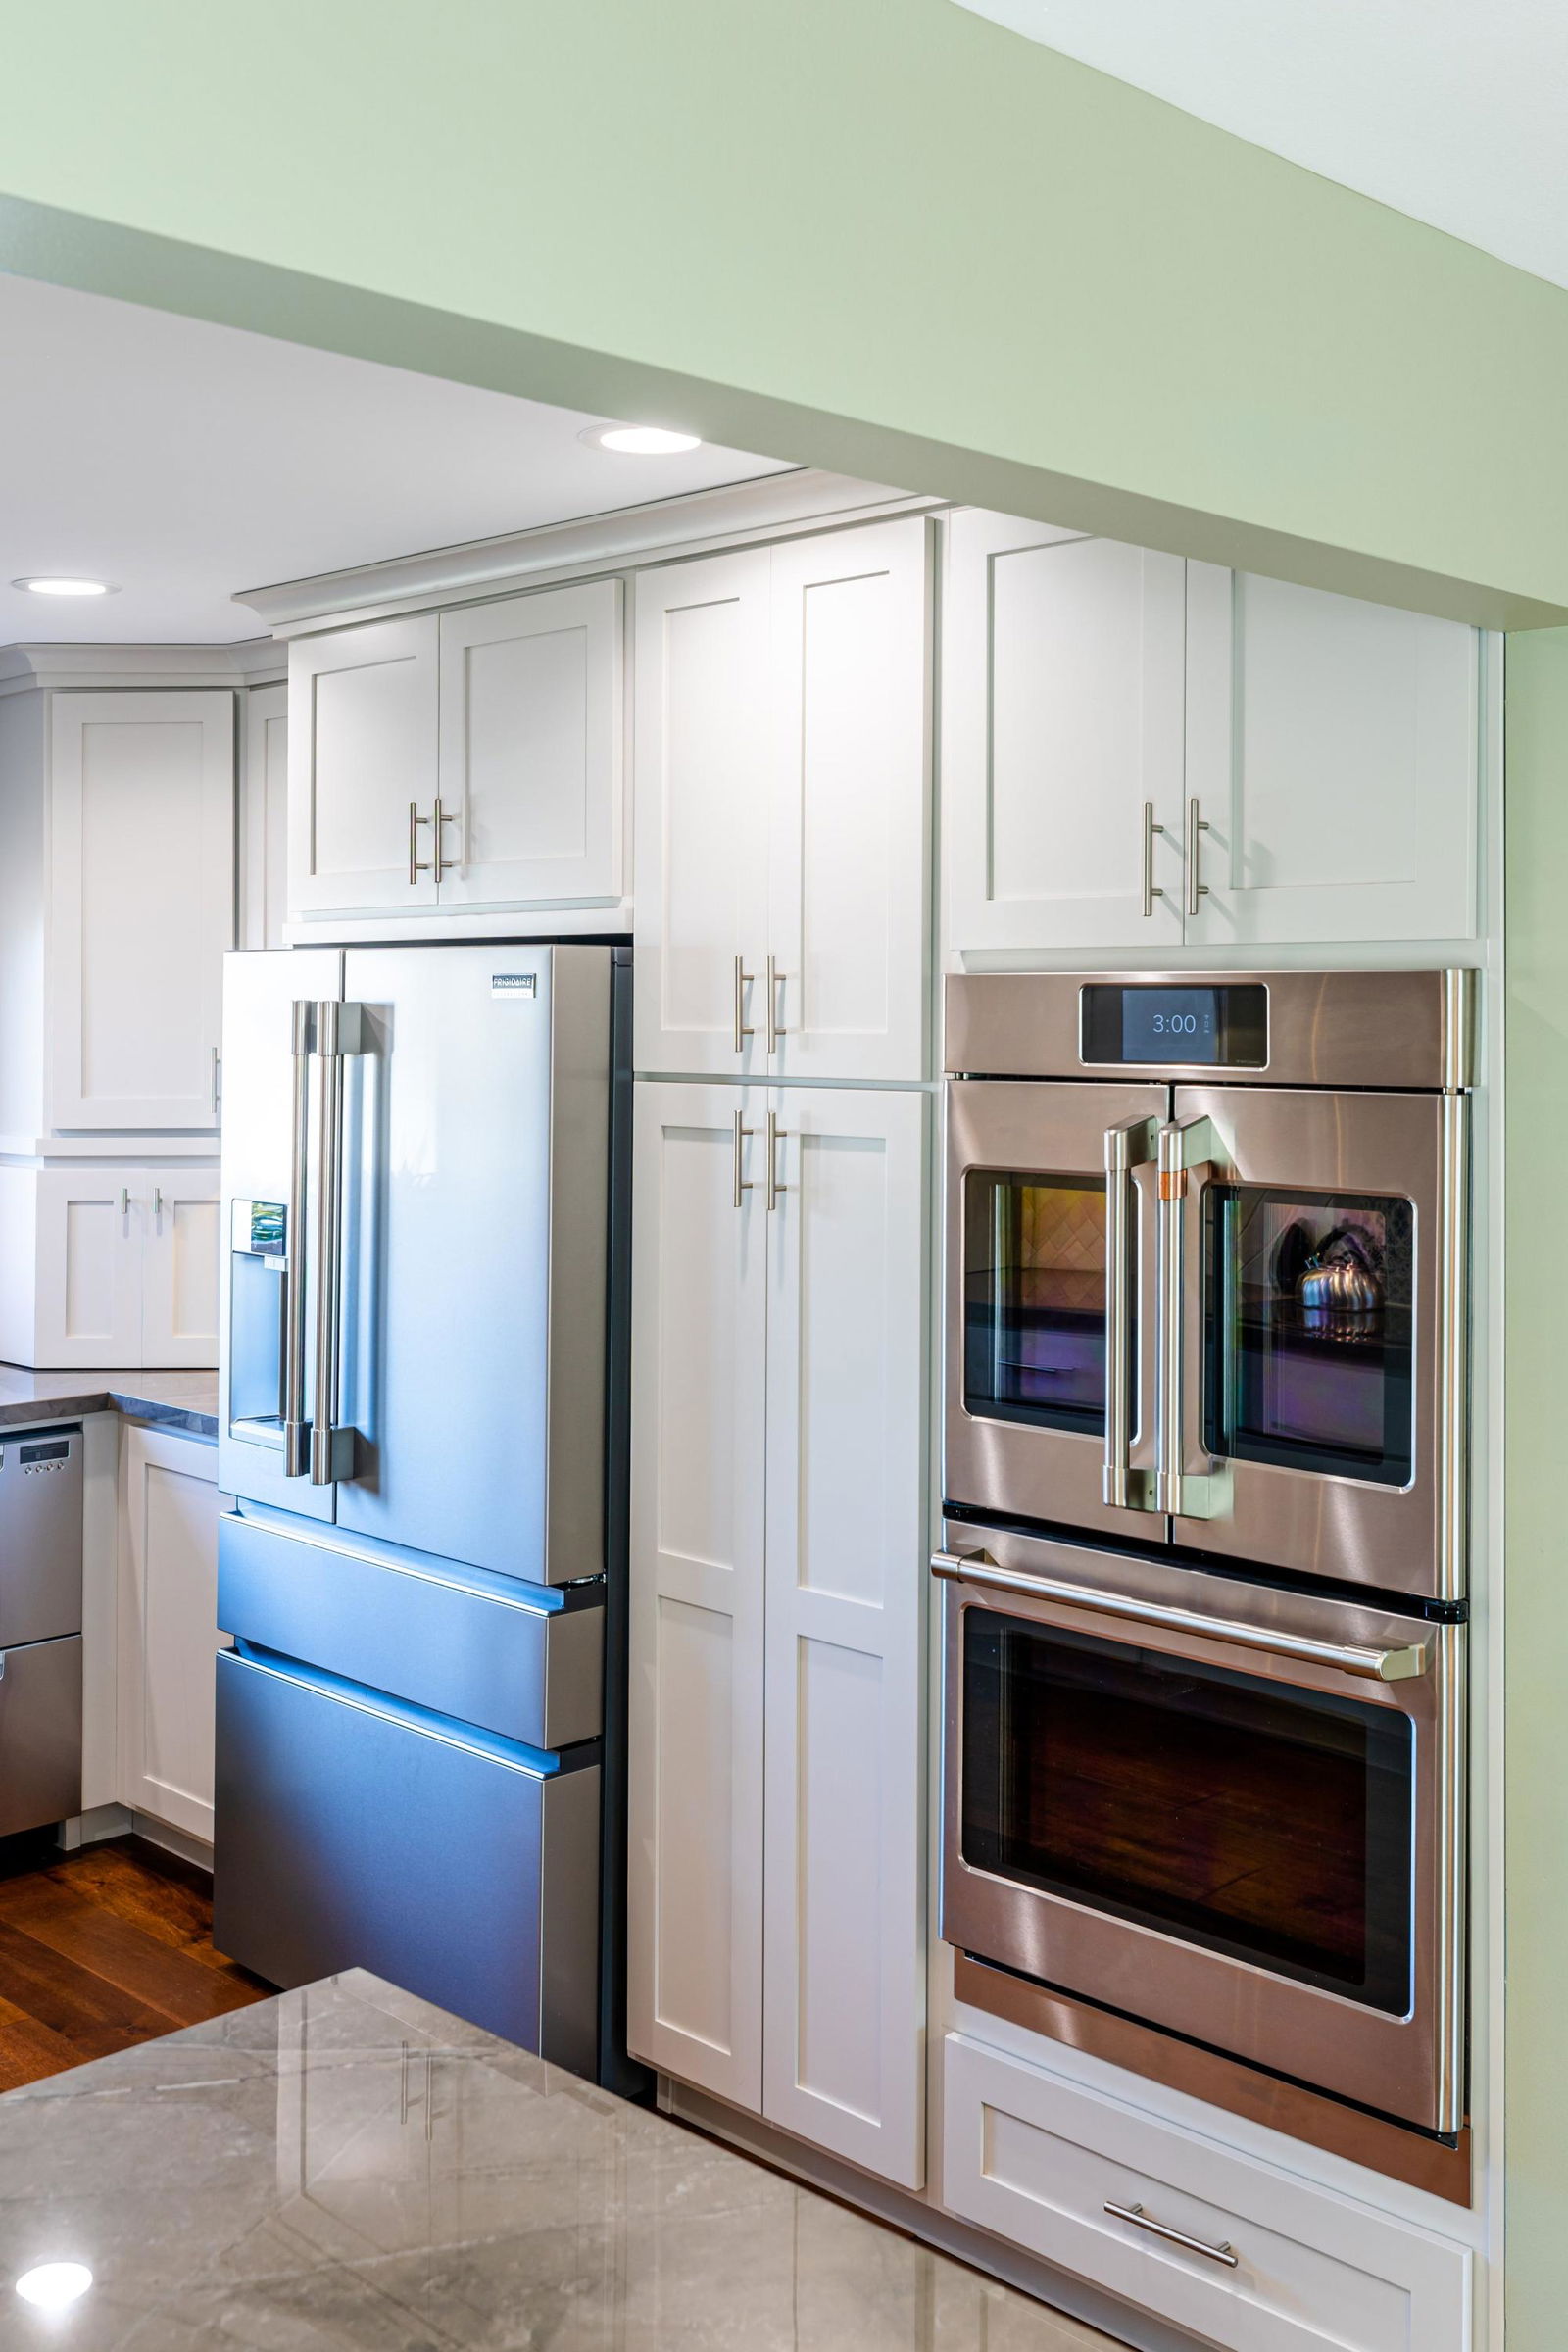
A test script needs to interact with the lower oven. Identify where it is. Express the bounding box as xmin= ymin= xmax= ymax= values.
xmin=936 ymin=1523 xmax=1463 ymax=2133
